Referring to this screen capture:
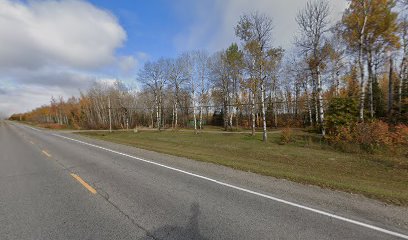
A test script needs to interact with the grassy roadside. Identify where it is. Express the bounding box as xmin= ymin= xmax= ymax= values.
xmin=78 ymin=130 xmax=408 ymax=206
